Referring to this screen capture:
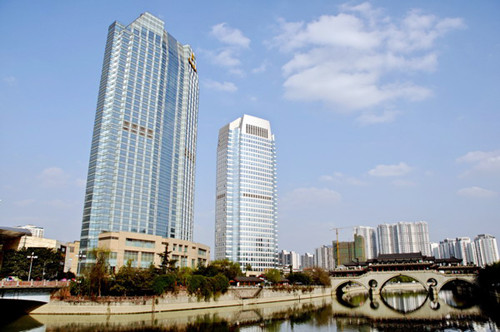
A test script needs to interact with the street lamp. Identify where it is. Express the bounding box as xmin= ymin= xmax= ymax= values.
xmin=27 ymin=252 xmax=38 ymax=281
